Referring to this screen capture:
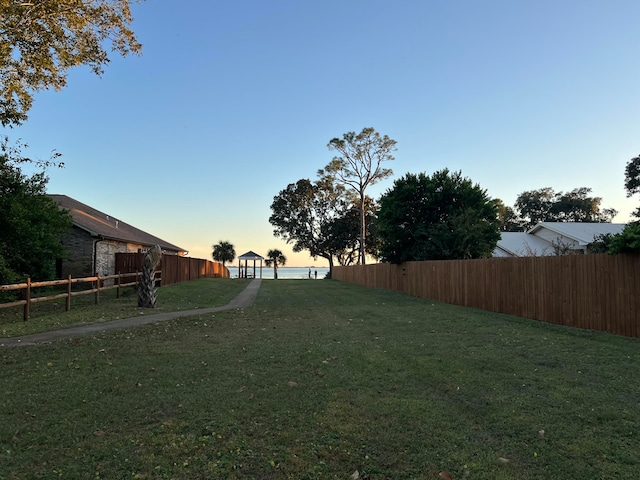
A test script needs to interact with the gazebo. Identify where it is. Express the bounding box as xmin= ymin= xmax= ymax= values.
xmin=237 ymin=251 xmax=264 ymax=278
